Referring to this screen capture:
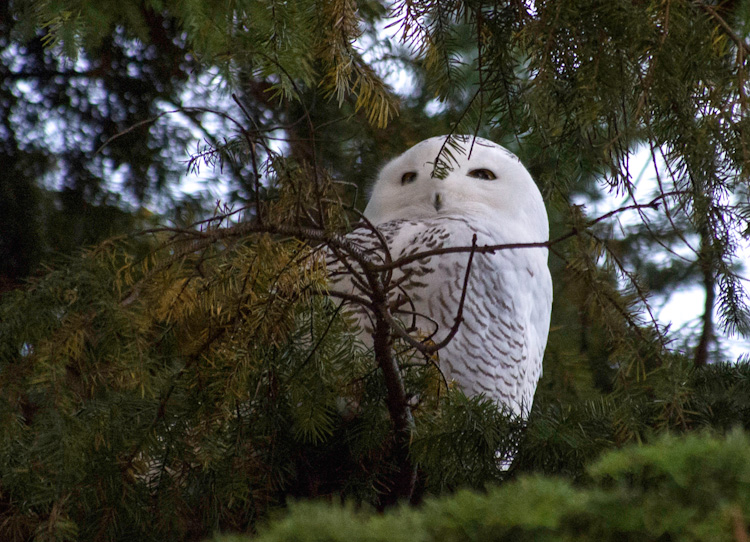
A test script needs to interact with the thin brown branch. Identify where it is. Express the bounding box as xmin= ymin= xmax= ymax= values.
xmin=368 ymin=192 xmax=683 ymax=273
xmin=694 ymin=225 xmax=716 ymax=367
xmin=695 ymin=1 xmax=750 ymax=57
xmin=366 ymin=263 xmax=416 ymax=506
xmin=424 ymin=234 xmax=478 ymax=353
xmin=326 ymin=289 xmax=375 ymax=311
xmin=586 ymin=230 xmax=669 ymax=352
